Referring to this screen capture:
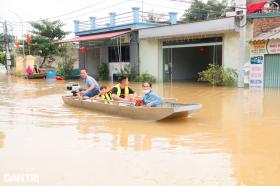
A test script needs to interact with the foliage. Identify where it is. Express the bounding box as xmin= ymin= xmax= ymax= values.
xmin=145 ymin=9 xmax=164 ymax=23
xmin=57 ymin=56 xmax=74 ymax=76
xmin=29 ymin=20 xmax=68 ymax=67
xmin=0 ymin=51 xmax=5 ymax=65
xmin=97 ymin=62 xmax=109 ymax=80
xmin=182 ymin=0 xmax=227 ymax=22
xmin=118 ymin=65 xmax=139 ymax=82
xmin=223 ymin=68 xmax=238 ymax=86
xmin=0 ymin=33 xmax=15 ymax=51
xmin=139 ymin=73 xmax=156 ymax=83
xmin=198 ymin=64 xmax=237 ymax=86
